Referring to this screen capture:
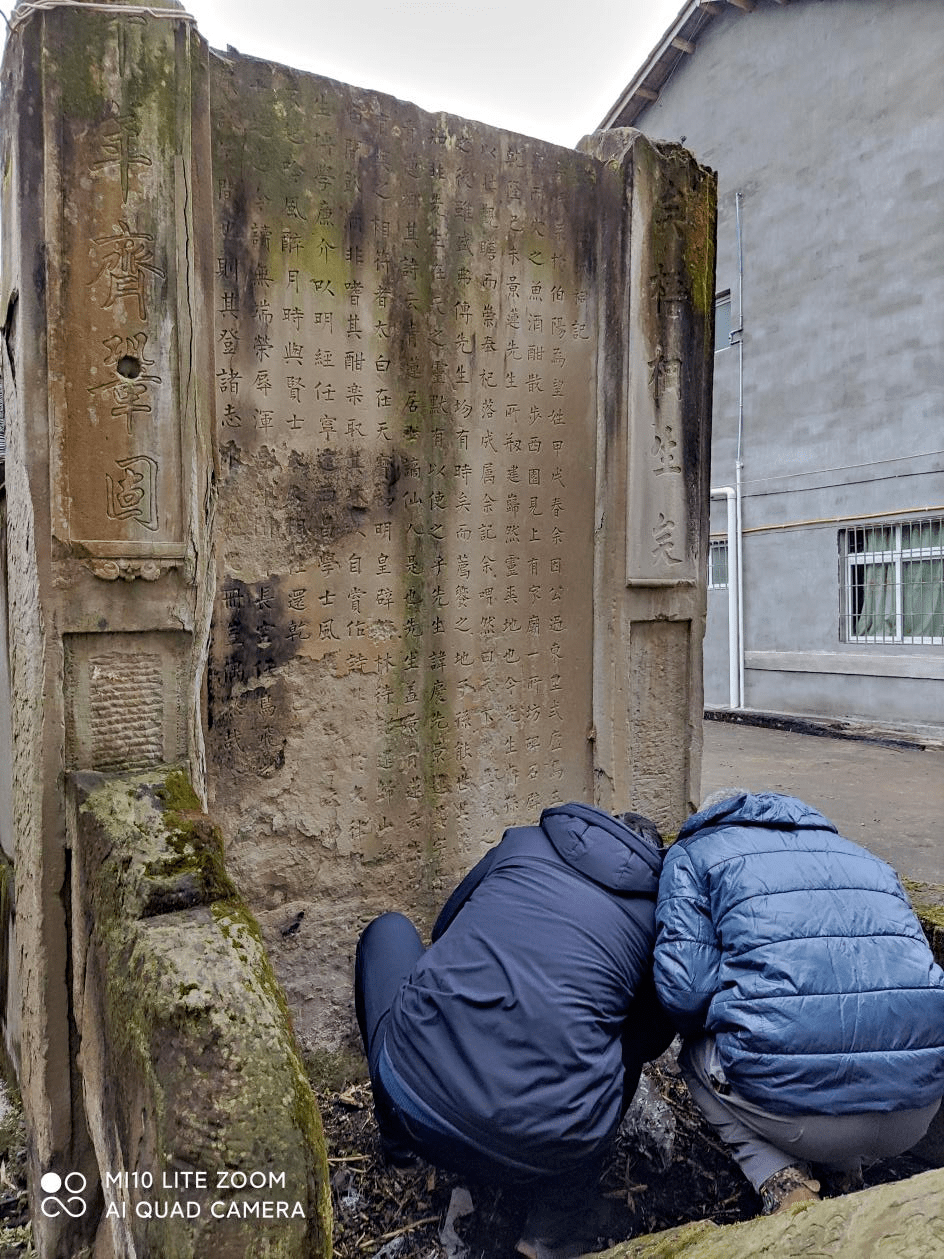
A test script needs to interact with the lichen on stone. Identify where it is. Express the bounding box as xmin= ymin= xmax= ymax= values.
xmin=74 ymin=769 xmax=332 ymax=1258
